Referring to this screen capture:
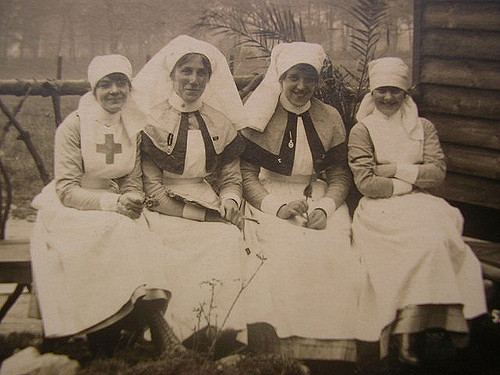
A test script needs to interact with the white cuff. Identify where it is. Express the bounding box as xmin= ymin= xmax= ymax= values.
xmin=311 ymin=197 xmax=336 ymax=218
xmin=261 ymin=194 xmax=288 ymax=216
xmin=182 ymin=203 xmax=206 ymax=221
xmin=220 ymin=193 xmax=241 ymax=208
xmin=391 ymin=179 xmax=413 ymax=196
xmin=395 ymin=164 xmax=419 ymax=184
xmin=99 ymin=193 xmax=120 ymax=211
